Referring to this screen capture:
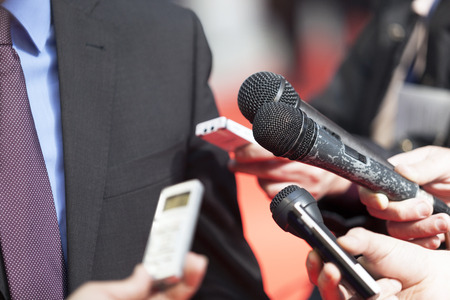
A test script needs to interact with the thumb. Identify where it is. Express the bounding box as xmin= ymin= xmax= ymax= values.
xmin=337 ymin=228 xmax=427 ymax=281
xmin=389 ymin=146 xmax=448 ymax=185
xmin=67 ymin=264 xmax=153 ymax=300
xmin=394 ymin=160 xmax=439 ymax=185
xmin=102 ymin=264 xmax=153 ymax=299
